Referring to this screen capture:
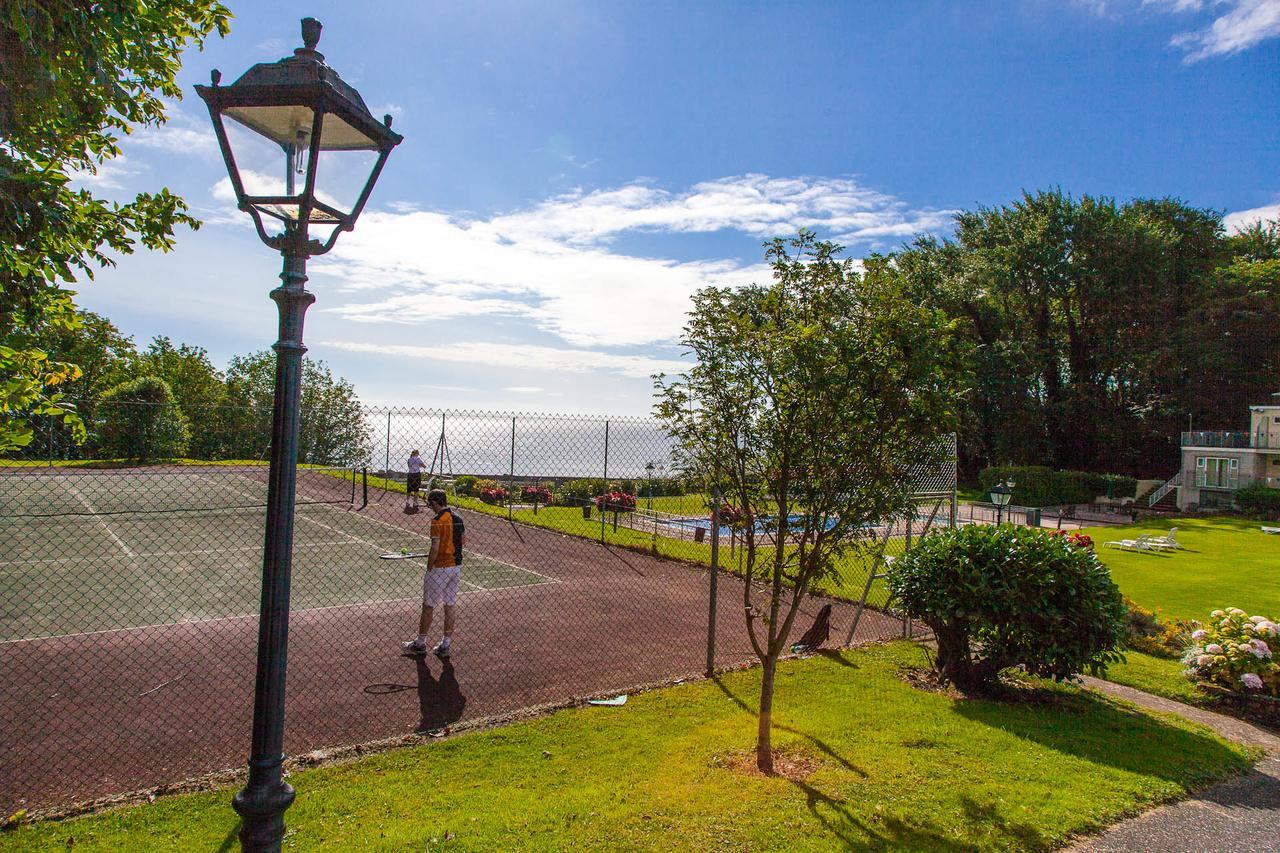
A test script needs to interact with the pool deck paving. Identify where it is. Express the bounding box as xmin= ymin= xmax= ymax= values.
xmin=1071 ymin=676 xmax=1280 ymax=853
